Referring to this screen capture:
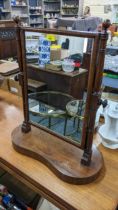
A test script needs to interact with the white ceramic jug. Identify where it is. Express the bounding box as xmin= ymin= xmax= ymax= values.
xmin=99 ymin=101 xmax=118 ymax=149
